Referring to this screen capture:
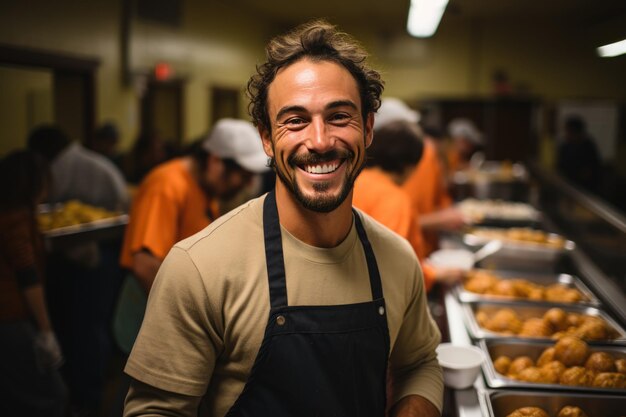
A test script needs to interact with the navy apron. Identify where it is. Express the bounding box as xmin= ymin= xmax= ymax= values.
xmin=225 ymin=191 xmax=390 ymax=417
